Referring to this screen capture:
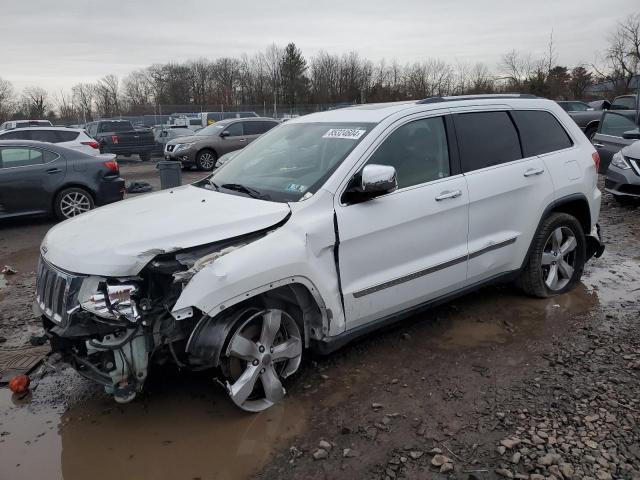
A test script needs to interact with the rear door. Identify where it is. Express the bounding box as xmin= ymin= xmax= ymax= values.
xmin=452 ymin=109 xmax=555 ymax=284
xmin=592 ymin=112 xmax=636 ymax=172
xmin=0 ymin=146 xmax=66 ymax=217
xmin=243 ymin=121 xmax=278 ymax=145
